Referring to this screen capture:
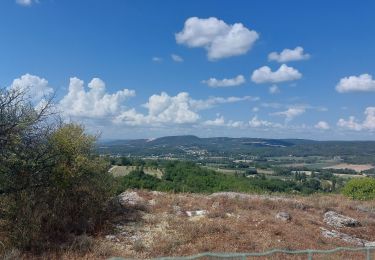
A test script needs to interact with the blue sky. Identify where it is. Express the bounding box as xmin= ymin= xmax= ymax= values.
xmin=1 ymin=0 xmax=375 ymax=140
